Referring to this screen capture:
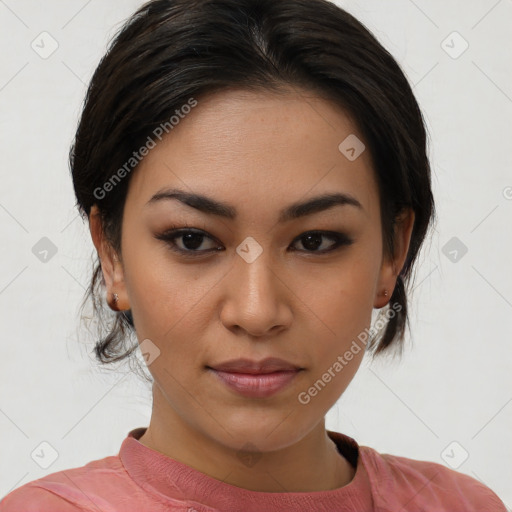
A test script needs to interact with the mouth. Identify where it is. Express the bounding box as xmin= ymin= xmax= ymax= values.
xmin=206 ymin=357 xmax=304 ymax=398
xmin=207 ymin=357 xmax=303 ymax=374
